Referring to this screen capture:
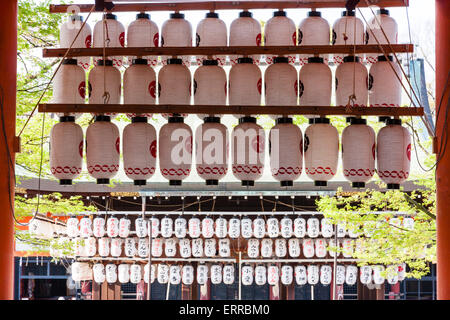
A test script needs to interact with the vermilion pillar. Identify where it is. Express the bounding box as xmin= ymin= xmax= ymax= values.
xmin=0 ymin=0 xmax=17 ymax=300
xmin=436 ymin=0 xmax=450 ymax=300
